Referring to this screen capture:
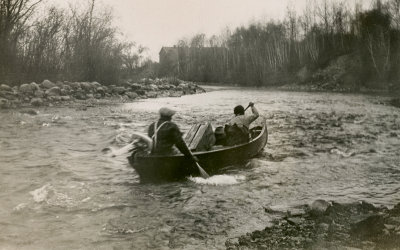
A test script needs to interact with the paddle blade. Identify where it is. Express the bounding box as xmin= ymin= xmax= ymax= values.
xmin=196 ymin=162 xmax=210 ymax=178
